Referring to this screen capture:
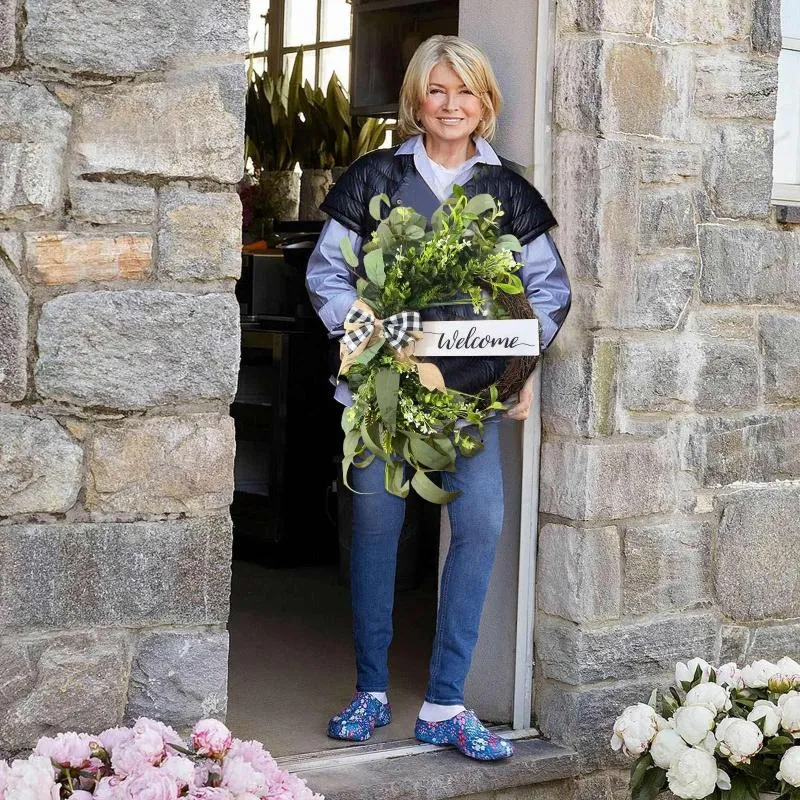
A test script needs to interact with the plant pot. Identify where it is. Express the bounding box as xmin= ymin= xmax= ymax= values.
xmin=260 ymin=170 xmax=300 ymax=221
xmin=299 ymin=168 xmax=333 ymax=221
